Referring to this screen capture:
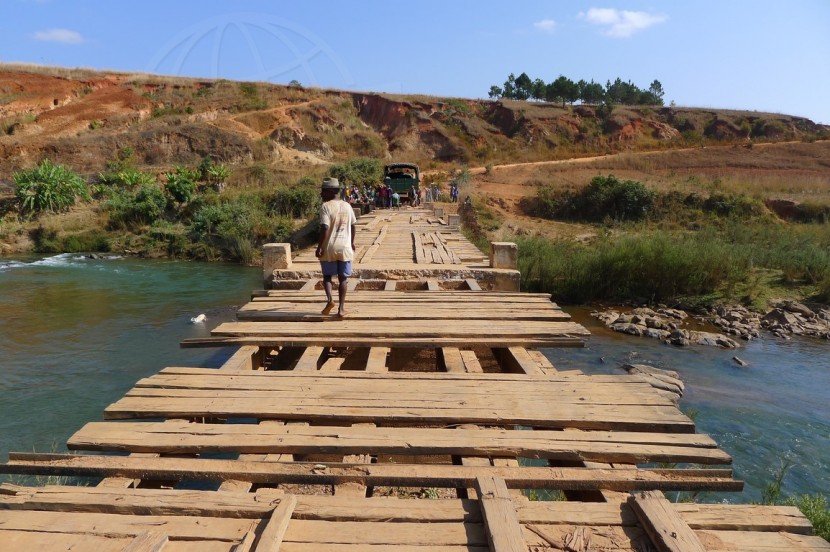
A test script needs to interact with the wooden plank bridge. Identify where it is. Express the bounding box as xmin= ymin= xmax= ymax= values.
xmin=2 ymin=205 xmax=828 ymax=551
